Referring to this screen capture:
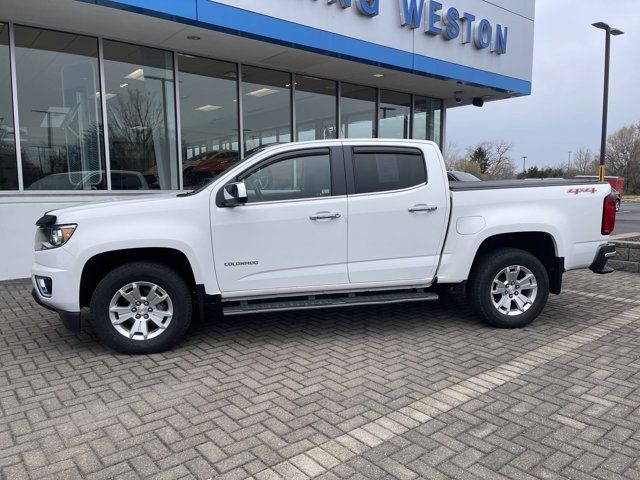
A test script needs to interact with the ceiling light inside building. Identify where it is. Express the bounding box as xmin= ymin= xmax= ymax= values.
xmin=187 ymin=35 xmax=201 ymax=40
xmin=373 ymin=73 xmax=384 ymax=78
xmin=120 ymin=83 xmax=128 ymax=88
xmin=247 ymin=88 xmax=278 ymax=97
xmin=125 ymin=68 xmax=144 ymax=80
xmin=195 ymin=104 xmax=222 ymax=112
